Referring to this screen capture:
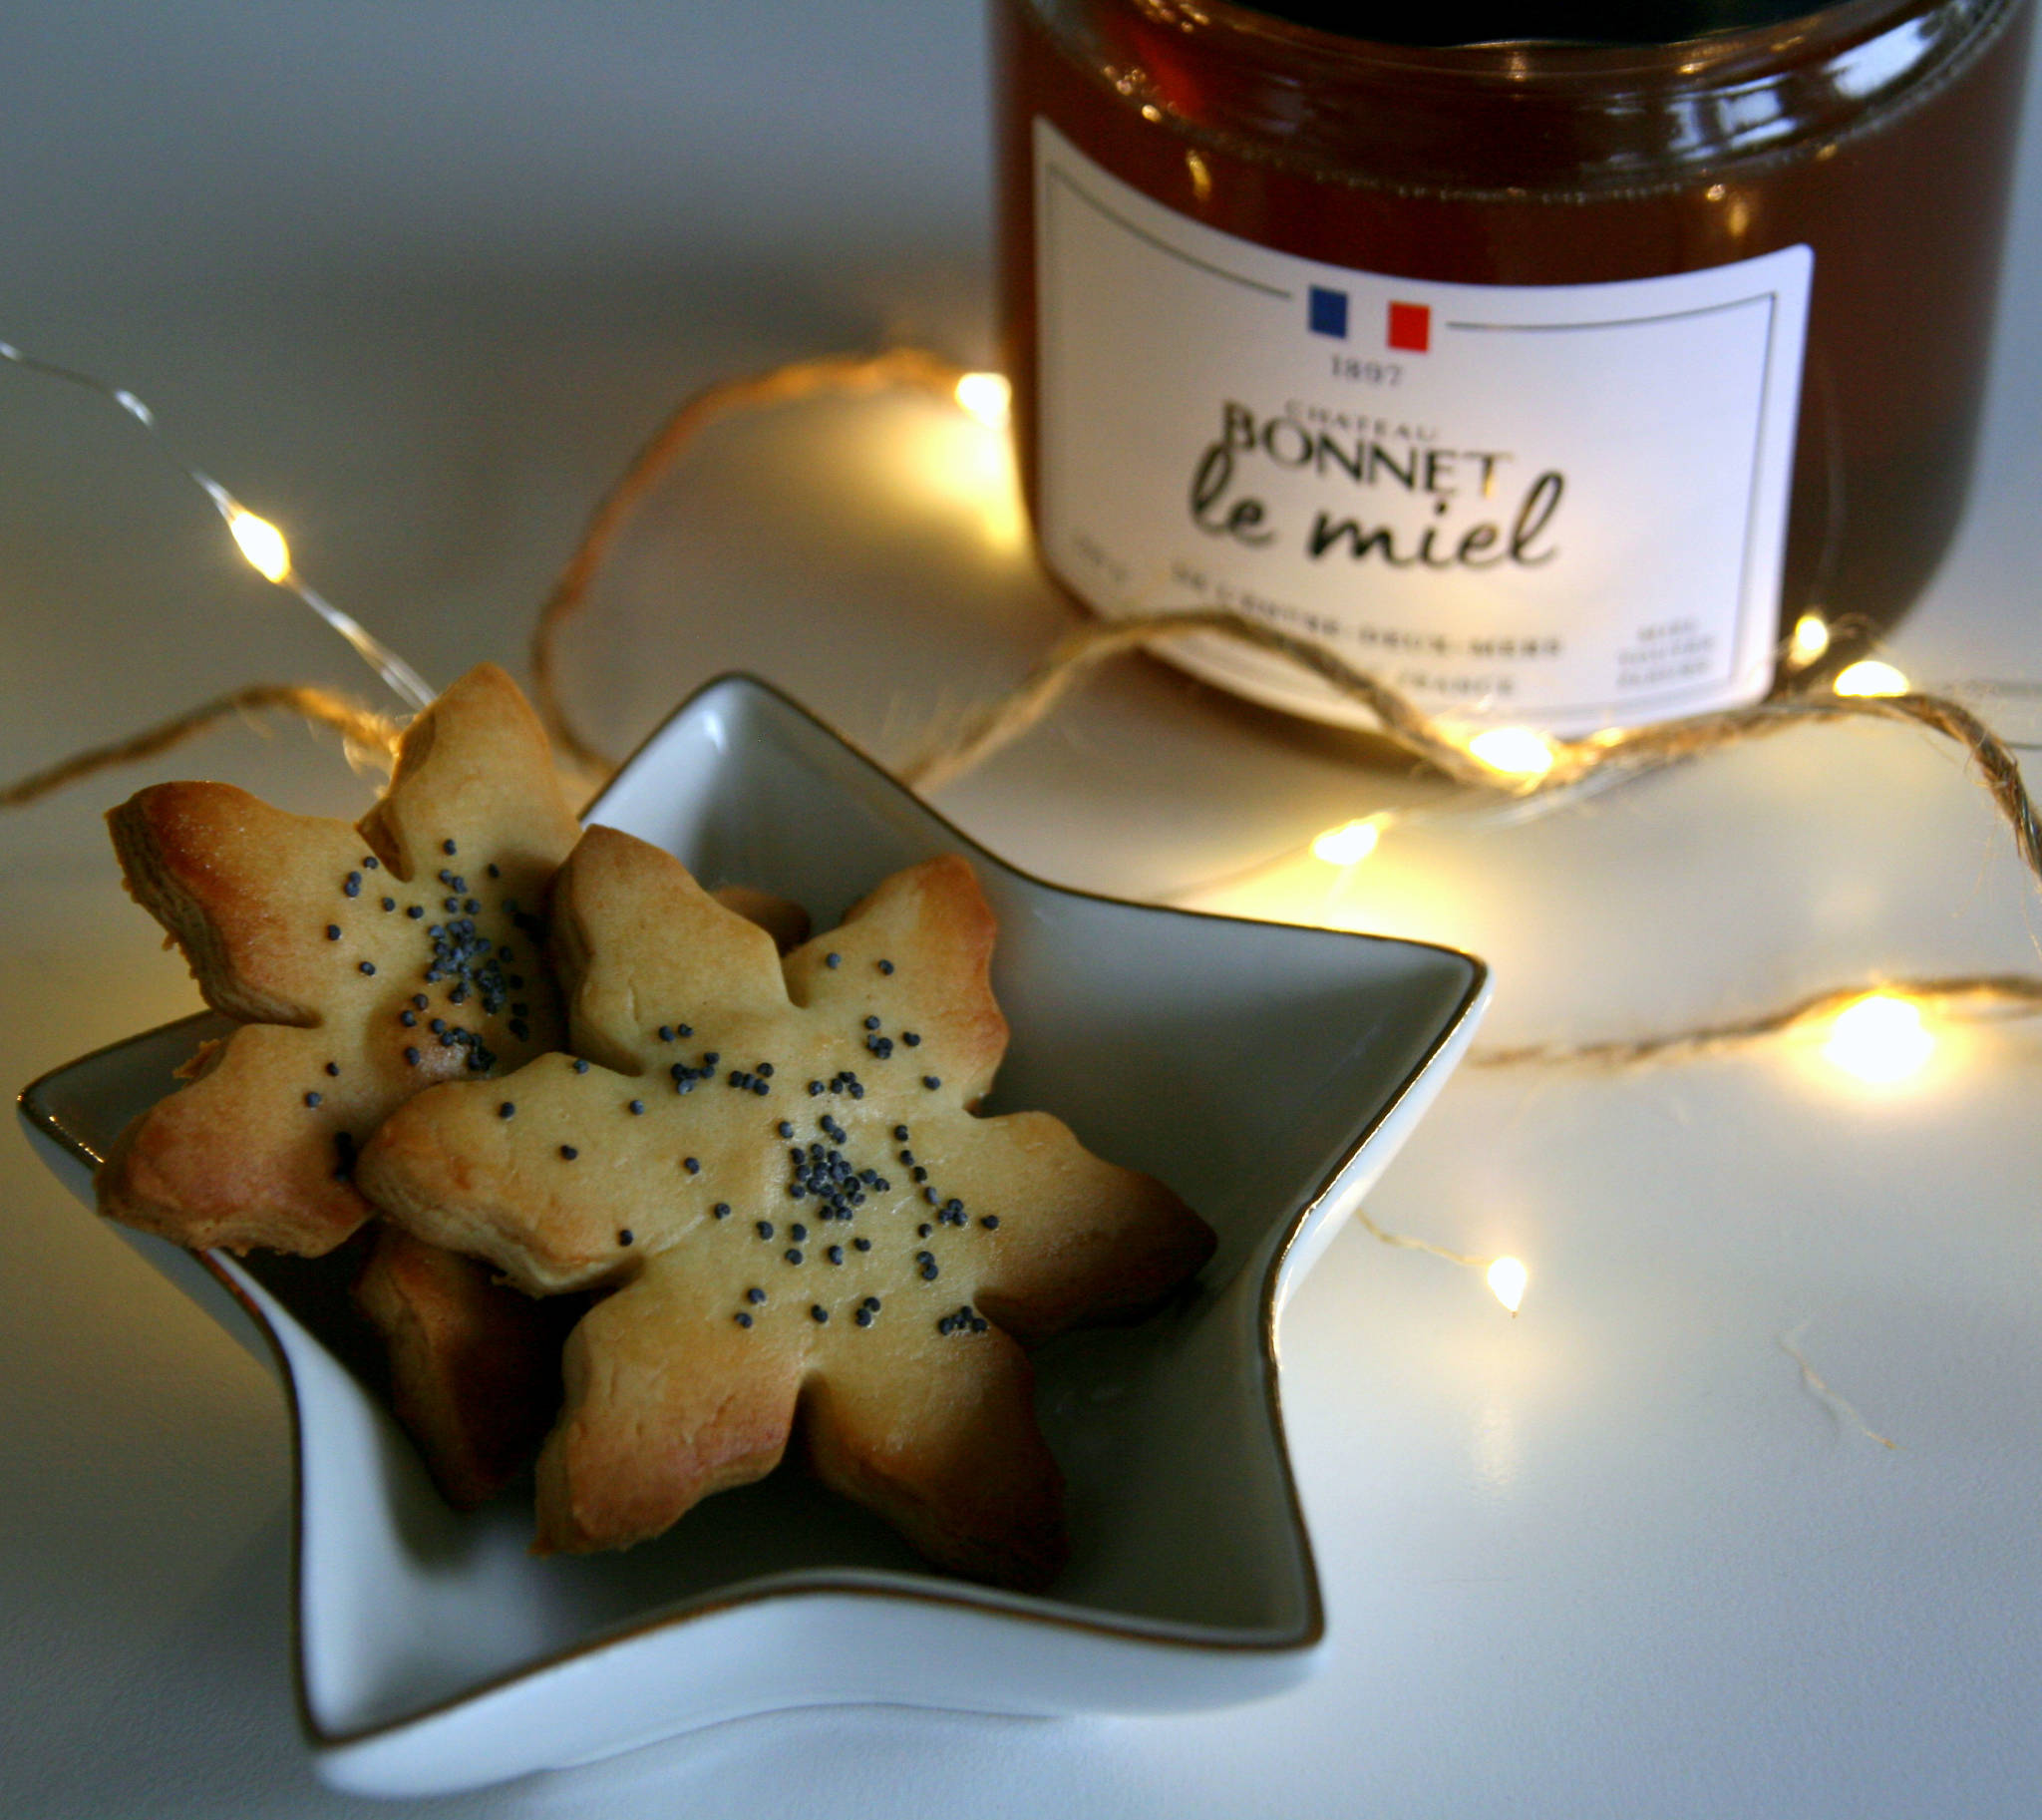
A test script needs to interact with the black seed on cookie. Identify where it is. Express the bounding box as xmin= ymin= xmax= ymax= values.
xmin=790 ymin=1224 xmax=808 ymax=1242
xmin=785 ymin=1250 xmax=804 ymax=1266
xmin=684 ymin=1157 xmax=701 ymax=1175
xmin=810 ymin=1304 xmax=828 ymax=1323
xmin=825 ymin=952 xmax=841 ymax=968
xmin=499 ymin=1102 xmax=516 ymax=1119
xmin=558 ymin=1145 xmax=578 ymax=1161
xmin=362 ymin=856 xmax=379 ymax=871
xmin=902 ymin=1032 xmax=921 ymax=1047
xmin=852 ymin=1238 xmax=871 ymax=1252
xmin=877 ymin=959 xmax=894 ymax=974
xmin=571 ymin=1059 xmax=589 ymax=1074
xmin=304 ymin=1091 xmax=323 ymax=1108
xmin=747 ymin=1287 xmax=766 ymax=1304
xmin=359 ymin=961 xmax=377 ymax=975
xmin=892 ymin=1125 xmax=910 ymax=1142
xmin=715 ymin=1203 xmax=732 ymax=1220
xmin=735 ymin=1312 xmax=753 ymax=1328
xmin=777 ymin=1121 xmax=794 ymax=1138
xmin=863 ymin=1015 xmax=880 ymax=1030
xmin=980 ymin=1216 xmax=999 ymax=1230
xmin=920 ymin=1260 xmax=940 ymax=1280
xmin=854 ymin=1306 xmax=873 ymax=1326
xmin=487 ymin=863 xmax=500 ymax=879
xmin=756 ymin=1221 xmax=775 ymax=1240
xmin=325 ymin=924 xmax=341 ymax=940
xmin=407 ymin=905 xmax=424 ymax=919
xmin=405 ymin=1047 xmax=421 ymax=1066
xmin=344 ymin=873 xmax=361 ymax=898
xmin=618 ymin=1230 xmax=634 ymax=1247
xmin=381 ymin=897 xmax=396 ymax=911
xmin=828 ymin=1246 xmax=844 ymax=1266
xmin=628 ymin=1100 xmax=645 ymax=1115
xmin=443 ymin=839 xmax=458 ymax=856
xmin=413 ymin=994 xmax=430 ymax=1009
xmin=921 ymin=1075 xmax=940 ymax=1090
xmin=658 ymin=1025 xmax=674 ymax=1042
